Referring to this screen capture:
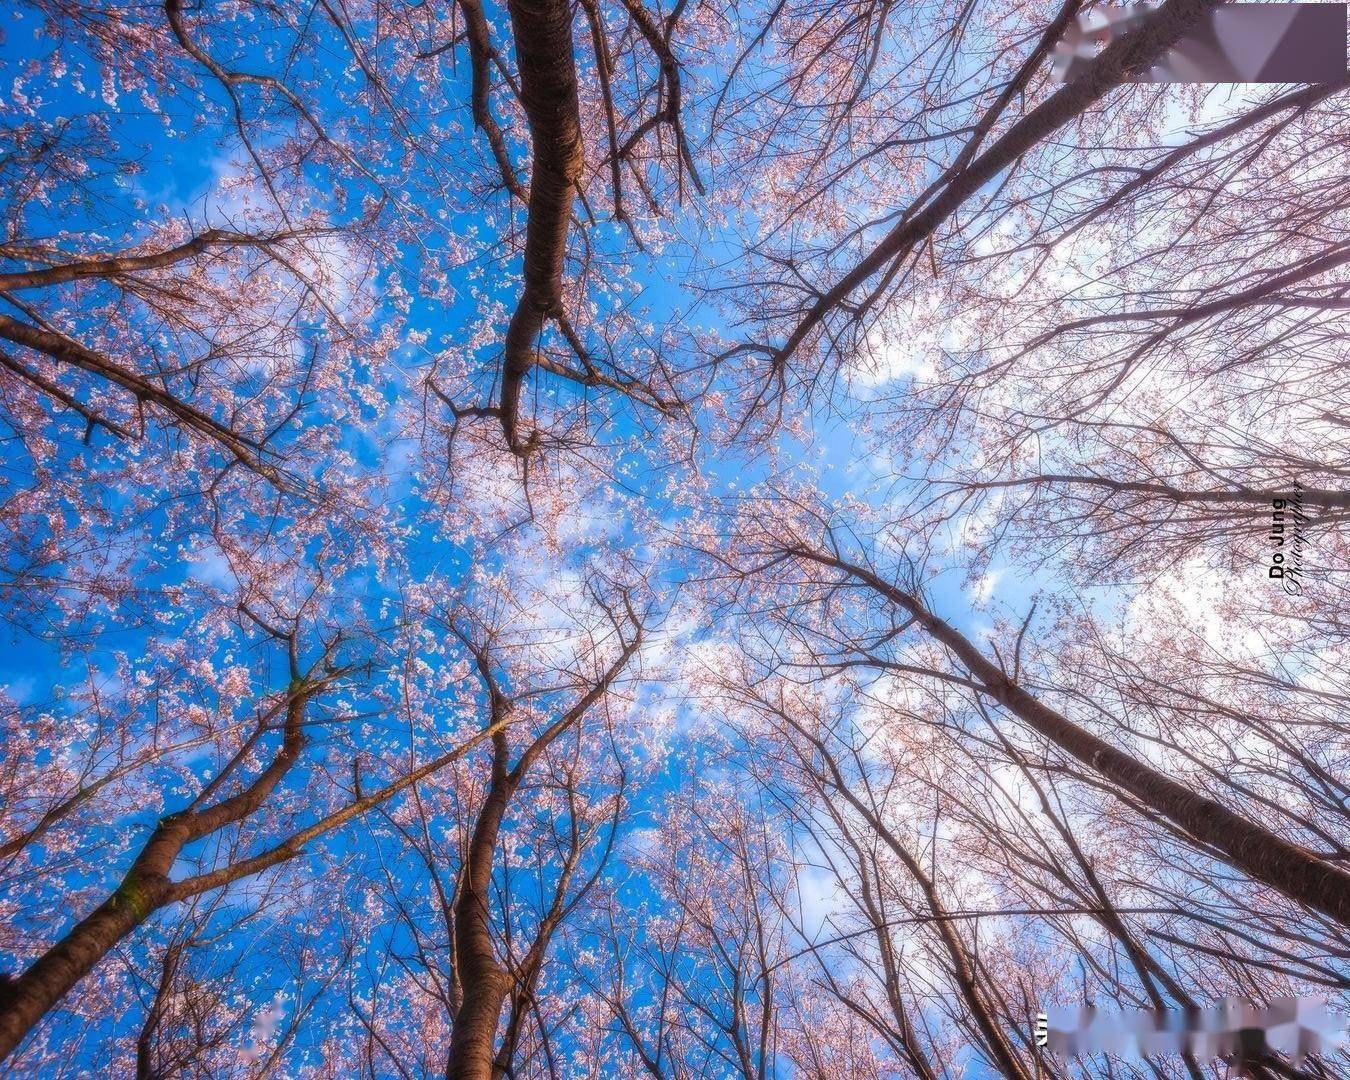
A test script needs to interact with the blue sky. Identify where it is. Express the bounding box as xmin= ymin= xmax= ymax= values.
xmin=0 ymin=4 xmax=1105 ymax=1073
